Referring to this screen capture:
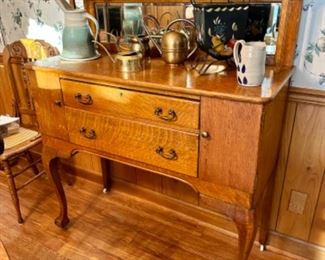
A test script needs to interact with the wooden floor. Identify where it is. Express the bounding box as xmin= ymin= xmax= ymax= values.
xmin=0 ymin=170 xmax=296 ymax=260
